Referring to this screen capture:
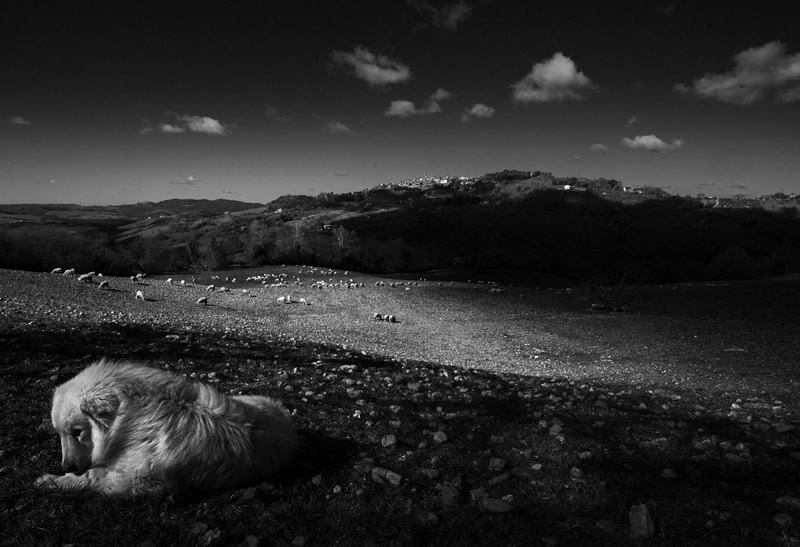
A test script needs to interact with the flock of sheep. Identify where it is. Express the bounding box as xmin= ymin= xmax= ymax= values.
xmin=48 ymin=266 xmax=436 ymax=323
